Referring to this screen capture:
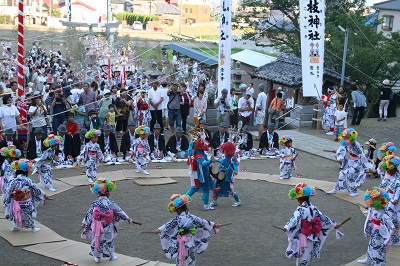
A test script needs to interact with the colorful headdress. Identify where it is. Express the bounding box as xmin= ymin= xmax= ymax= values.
xmin=338 ymin=128 xmax=358 ymax=146
xmin=85 ymin=129 xmax=101 ymax=138
xmin=219 ymin=141 xmax=236 ymax=156
xmin=288 ymin=183 xmax=316 ymax=199
xmin=135 ymin=125 xmax=150 ymax=135
xmin=0 ymin=145 xmax=22 ymax=158
xmin=194 ymin=138 xmax=209 ymax=151
xmin=280 ymin=136 xmax=292 ymax=145
xmin=364 ymin=187 xmax=390 ymax=210
xmin=43 ymin=134 xmax=62 ymax=147
xmin=377 ymin=142 xmax=396 ymax=160
xmin=380 ymin=155 xmax=400 ymax=172
xmin=90 ymin=178 xmax=116 ymax=195
xmin=168 ymin=194 xmax=191 ymax=213
xmin=11 ymin=159 xmax=33 ymax=175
